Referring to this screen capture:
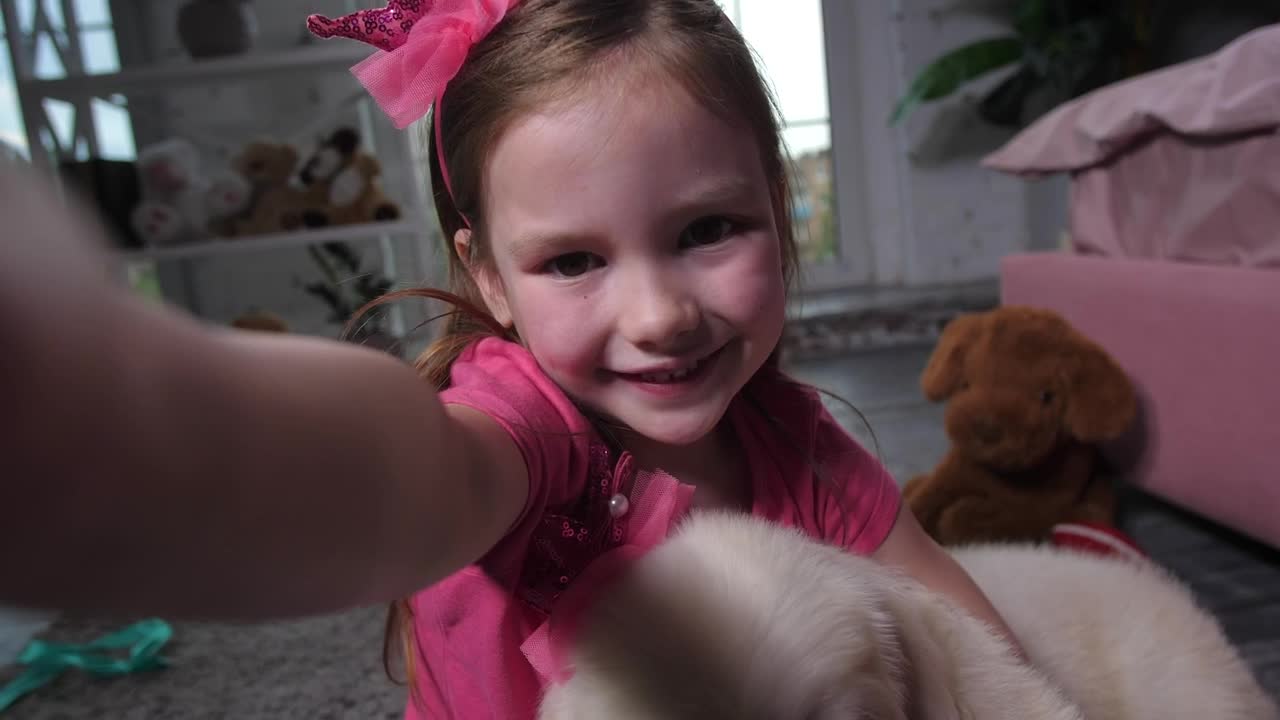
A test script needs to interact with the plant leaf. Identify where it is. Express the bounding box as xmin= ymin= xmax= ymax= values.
xmin=890 ymin=36 xmax=1023 ymax=125
xmin=322 ymin=242 xmax=362 ymax=273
